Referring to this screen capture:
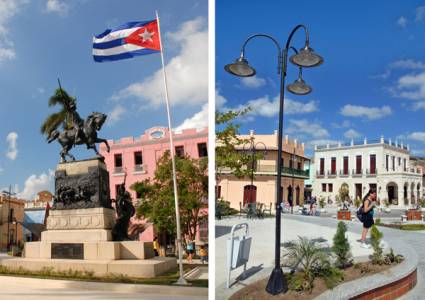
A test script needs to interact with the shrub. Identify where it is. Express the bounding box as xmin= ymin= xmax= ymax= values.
xmin=383 ymin=199 xmax=390 ymax=208
xmin=332 ymin=221 xmax=352 ymax=268
xmin=375 ymin=218 xmax=381 ymax=225
xmin=319 ymin=197 xmax=325 ymax=209
xmin=216 ymin=199 xmax=238 ymax=218
xmin=354 ymin=197 xmax=362 ymax=208
xmin=353 ymin=263 xmax=371 ymax=274
xmin=383 ymin=248 xmax=404 ymax=265
xmin=370 ymin=225 xmax=384 ymax=264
